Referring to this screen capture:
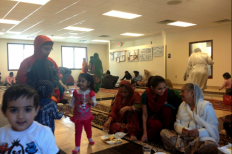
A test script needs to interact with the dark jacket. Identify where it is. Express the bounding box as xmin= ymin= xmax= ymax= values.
xmin=121 ymin=73 xmax=132 ymax=80
xmin=102 ymin=75 xmax=119 ymax=89
xmin=16 ymin=35 xmax=60 ymax=88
